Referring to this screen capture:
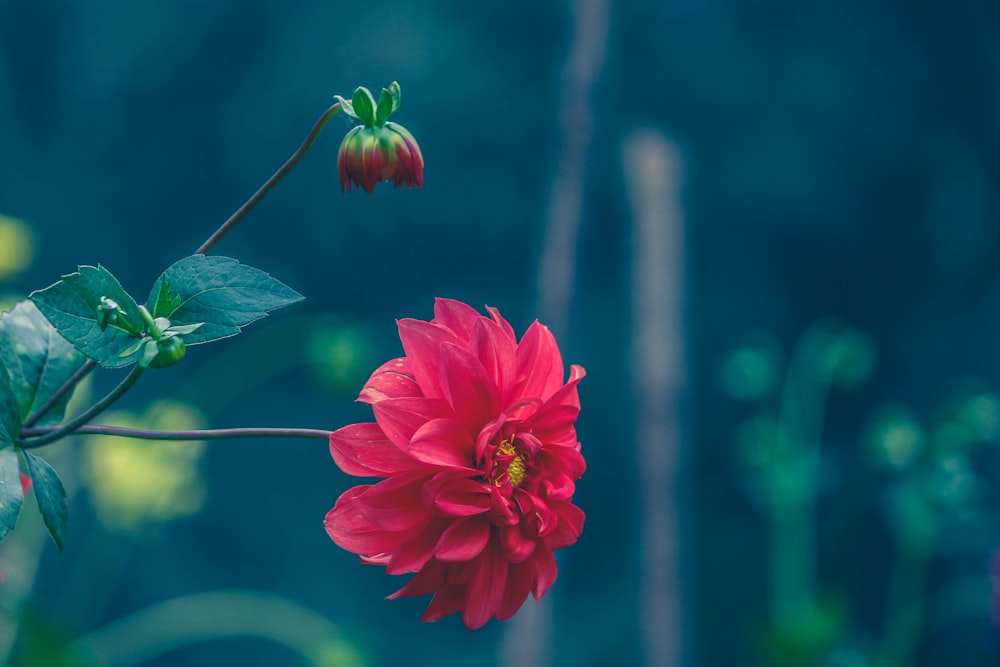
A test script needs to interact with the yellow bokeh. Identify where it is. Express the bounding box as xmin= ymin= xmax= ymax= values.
xmin=83 ymin=400 xmax=208 ymax=532
xmin=0 ymin=214 xmax=34 ymax=281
